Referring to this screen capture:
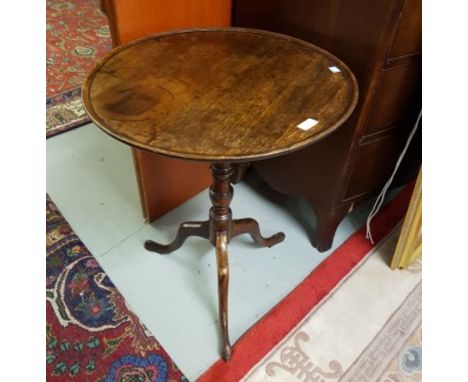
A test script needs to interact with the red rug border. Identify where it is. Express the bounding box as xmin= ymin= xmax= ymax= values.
xmin=197 ymin=185 xmax=414 ymax=382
